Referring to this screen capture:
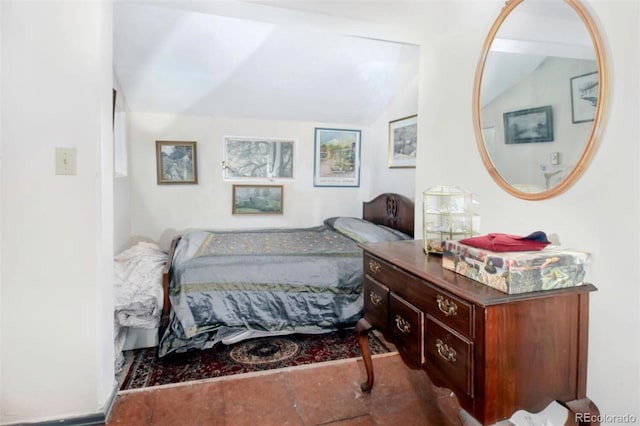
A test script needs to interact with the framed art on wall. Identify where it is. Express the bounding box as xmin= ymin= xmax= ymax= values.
xmin=156 ymin=141 xmax=198 ymax=184
xmin=232 ymin=184 xmax=283 ymax=214
xmin=570 ymin=71 xmax=598 ymax=123
xmin=313 ymin=128 xmax=361 ymax=187
xmin=223 ymin=136 xmax=295 ymax=180
xmin=503 ymin=106 xmax=554 ymax=144
xmin=388 ymin=114 xmax=417 ymax=168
